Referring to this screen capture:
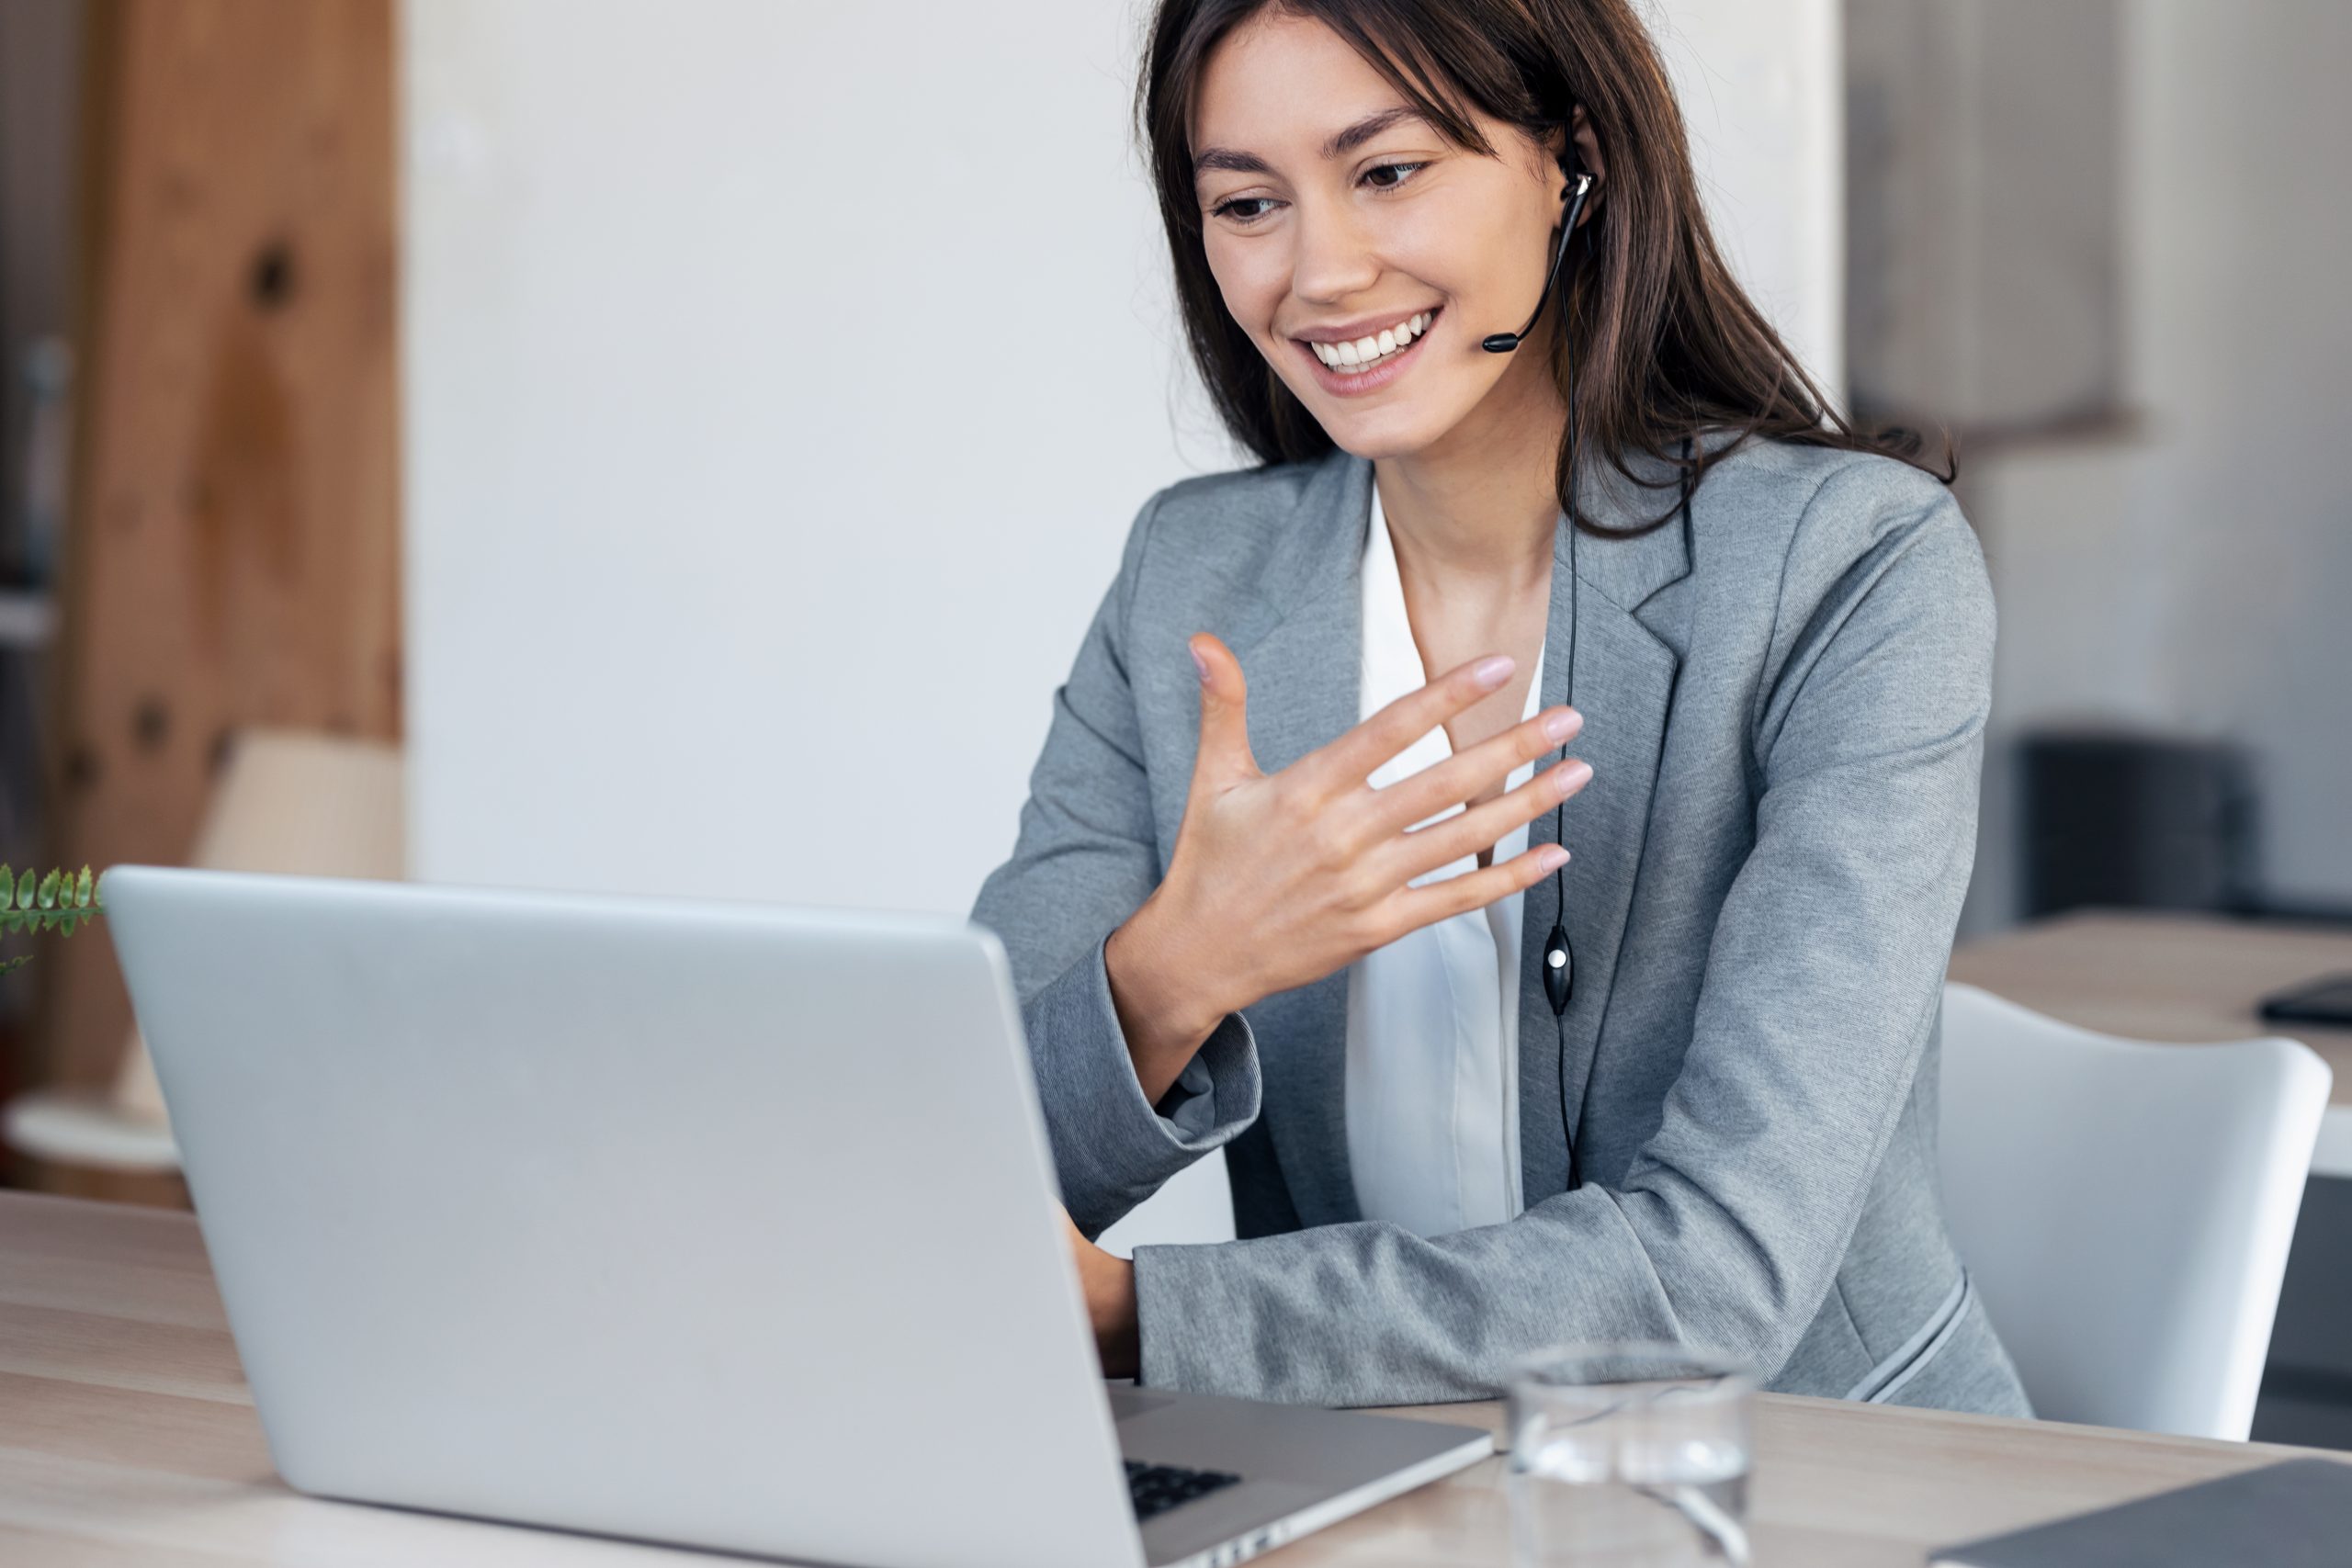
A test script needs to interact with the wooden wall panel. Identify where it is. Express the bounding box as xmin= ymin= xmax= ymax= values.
xmin=33 ymin=0 xmax=400 ymax=1112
